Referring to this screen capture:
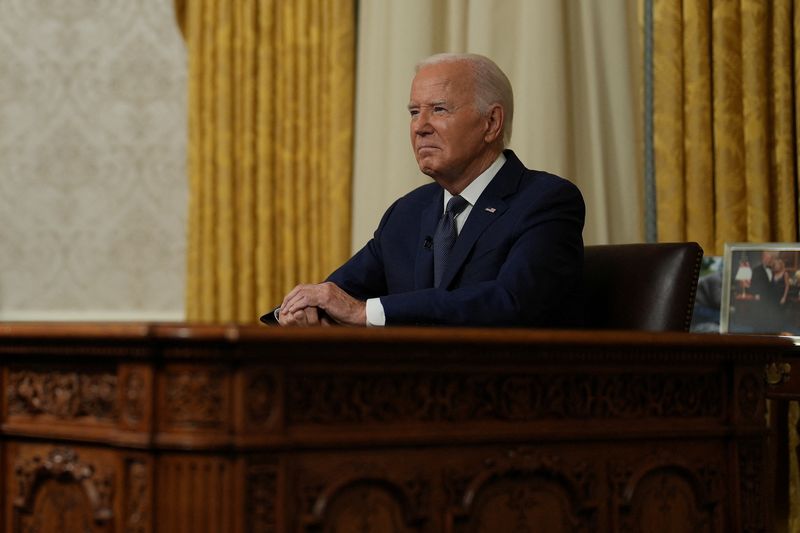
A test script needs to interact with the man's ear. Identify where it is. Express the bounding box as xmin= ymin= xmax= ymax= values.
xmin=484 ymin=104 xmax=504 ymax=144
